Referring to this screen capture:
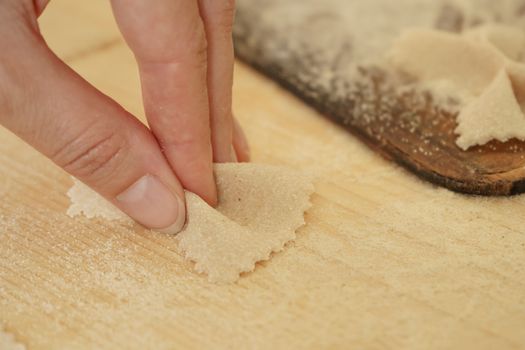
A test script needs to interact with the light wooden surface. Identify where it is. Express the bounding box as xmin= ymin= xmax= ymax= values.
xmin=1 ymin=1 xmax=524 ymax=349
